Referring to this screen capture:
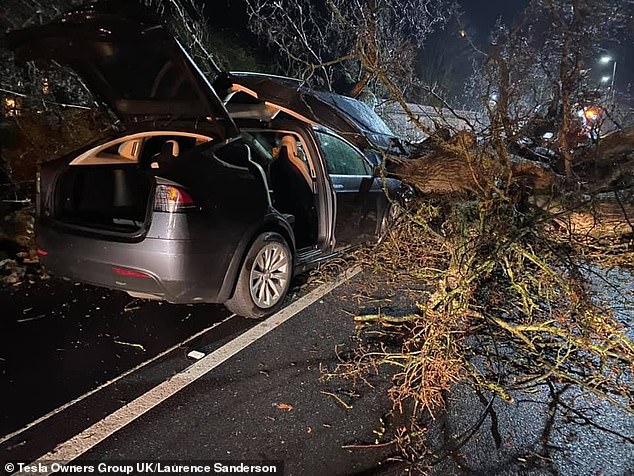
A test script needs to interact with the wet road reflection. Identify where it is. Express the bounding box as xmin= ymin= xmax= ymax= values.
xmin=0 ymin=278 xmax=231 ymax=437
